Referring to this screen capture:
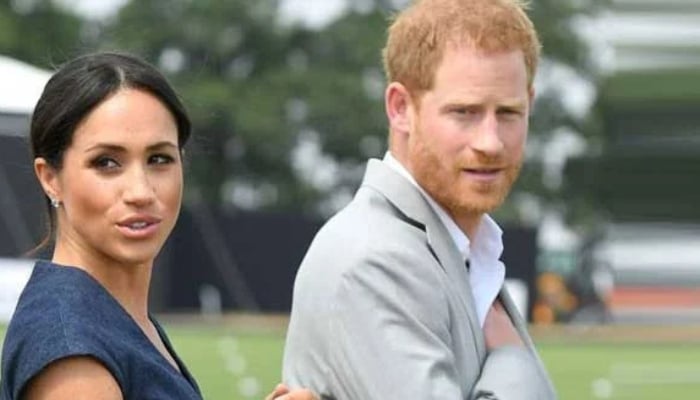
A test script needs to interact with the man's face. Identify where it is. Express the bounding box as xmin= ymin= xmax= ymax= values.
xmin=404 ymin=45 xmax=531 ymax=227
